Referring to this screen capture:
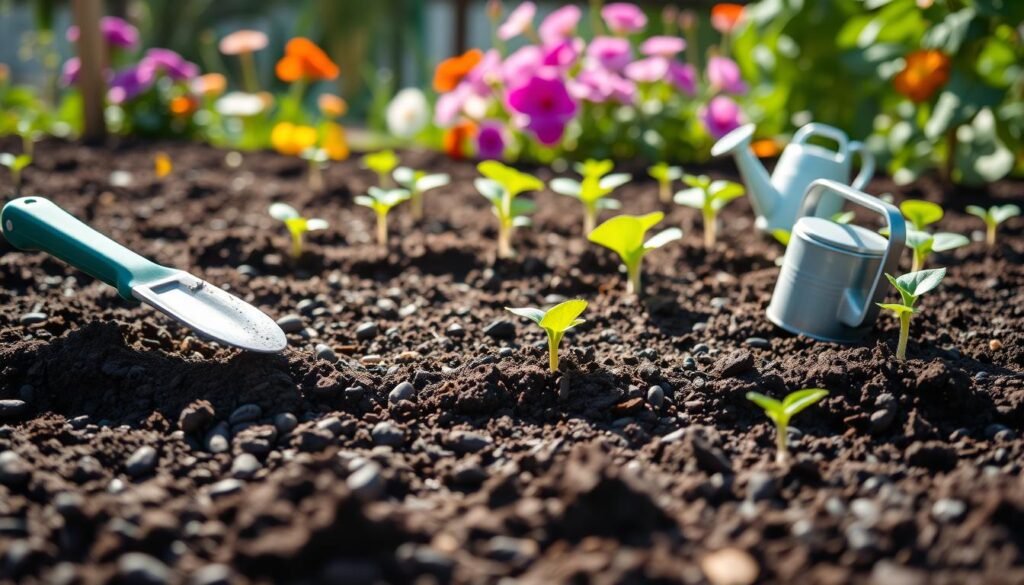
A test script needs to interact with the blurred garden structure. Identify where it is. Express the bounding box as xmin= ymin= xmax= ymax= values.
xmin=1 ymin=0 xmax=1022 ymax=184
